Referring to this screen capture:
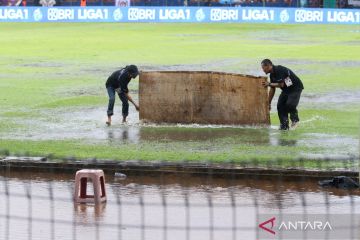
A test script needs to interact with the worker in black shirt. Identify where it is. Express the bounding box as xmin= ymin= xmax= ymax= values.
xmin=261 ymin=59 xmax=304 ymax=130
xmin=105 ymin=65 xmax=140 ymax=125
